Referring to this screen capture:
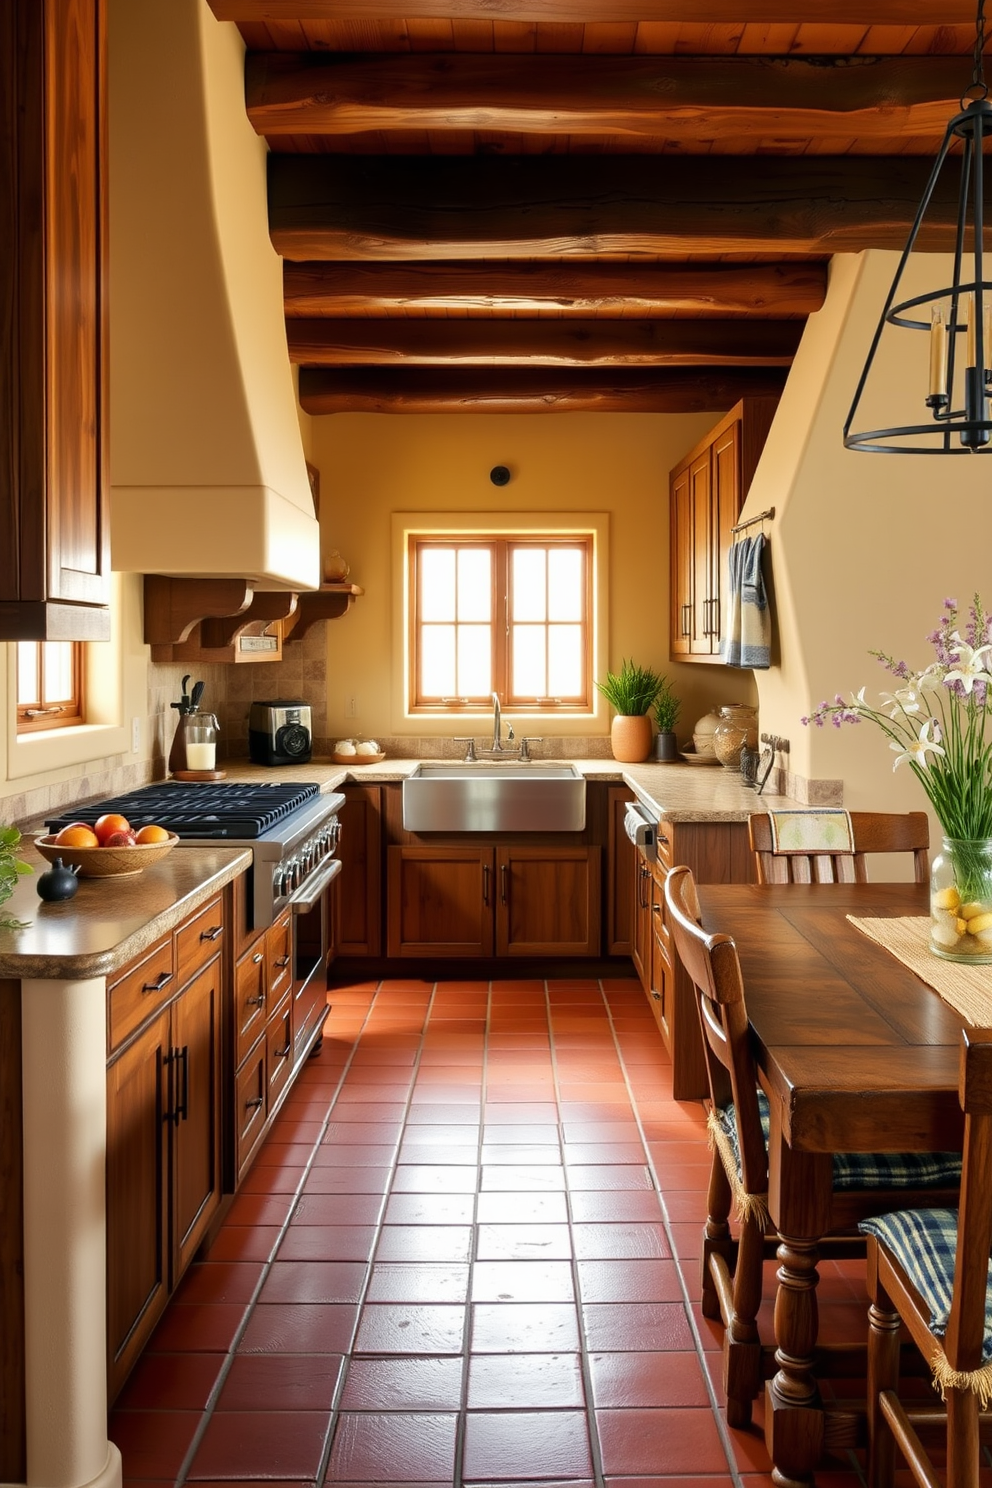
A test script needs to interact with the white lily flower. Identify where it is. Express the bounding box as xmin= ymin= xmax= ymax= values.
xmin=916 ymin=664 xmax=946 ymax=691
xmin=879 ymin=685 xmax=922 ymax=718
xmin=848 ymin=687 xmax=868 ymax=713
xmin=890 ymin=718 xmax=946 ymax=772
xmin=945 ymin=634 xmax=992 ymax=695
